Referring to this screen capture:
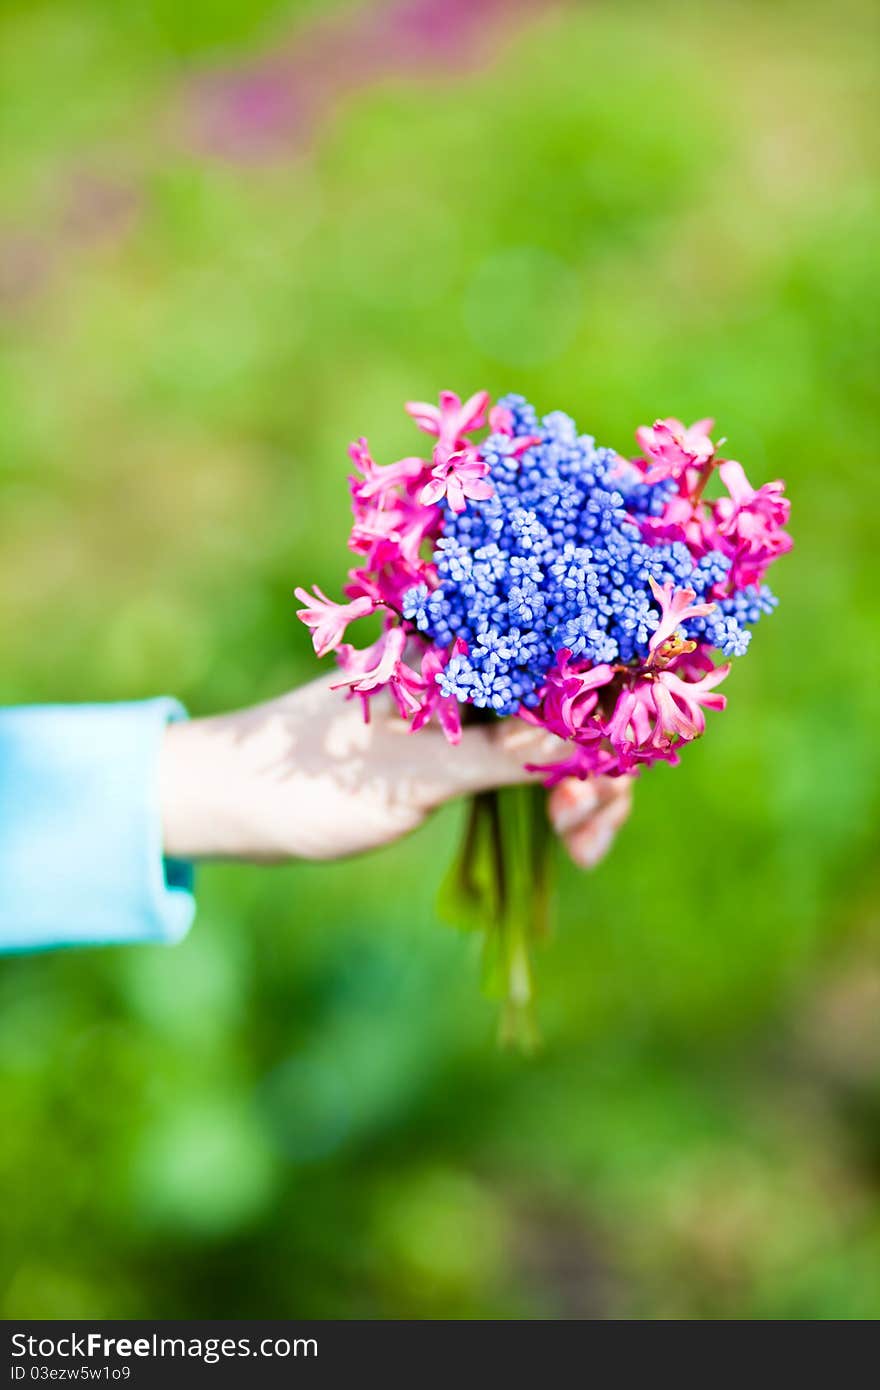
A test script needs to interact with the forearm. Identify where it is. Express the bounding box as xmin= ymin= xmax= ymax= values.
xmin=158 ymin=684 xmax=447 ymax=862
xmin=157 ymin=676 xmax=633 ymax=867
xmin=0 ymin=683 xmax=630 ymax=957
xmin=159 ymin=711 xmax=272 ymax=862
xmin=158 ymin=704 xmax=326 ymax=862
